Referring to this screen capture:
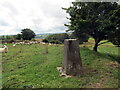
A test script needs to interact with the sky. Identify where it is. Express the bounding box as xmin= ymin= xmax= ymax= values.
xmin=0 ymin=0 xmax=74 ymax=35
xmin=0 ymin=0 xmax=119 ymax=35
